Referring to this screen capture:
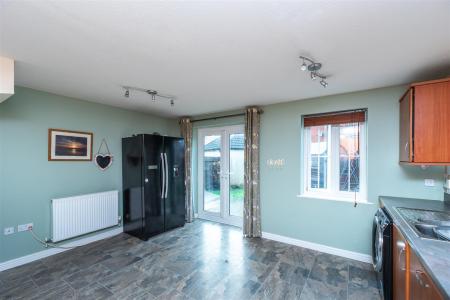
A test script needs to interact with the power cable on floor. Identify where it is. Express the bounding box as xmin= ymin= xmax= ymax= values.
xmin=29 ymin=228 xmax=78 ymax=250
